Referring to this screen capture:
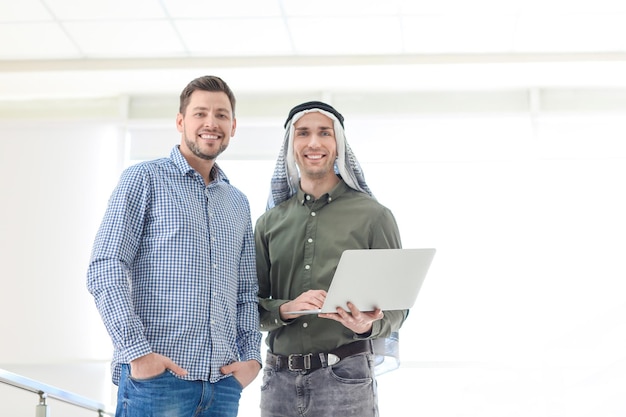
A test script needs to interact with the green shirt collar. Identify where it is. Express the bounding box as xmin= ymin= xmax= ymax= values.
xmin=296 ymin=179 xmax=353 ymax=206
